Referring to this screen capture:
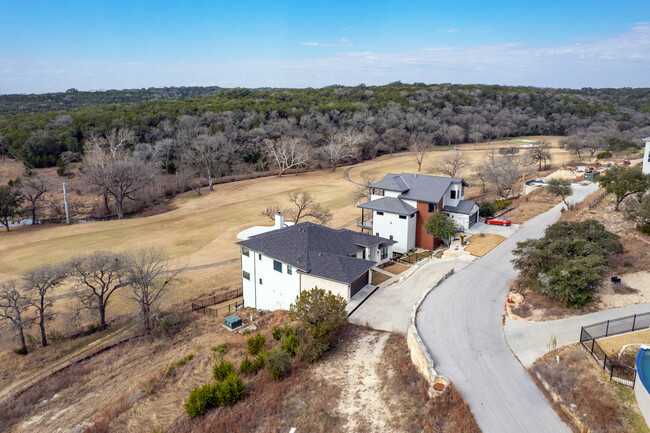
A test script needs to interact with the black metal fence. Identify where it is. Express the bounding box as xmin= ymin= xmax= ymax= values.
xmin=191 ymin=288 xmax=243 ymax=311
xmin=194 ymin=300 xmax=245 ymax=318
xmin=579 ymin=312 xmax=650 ymax=387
